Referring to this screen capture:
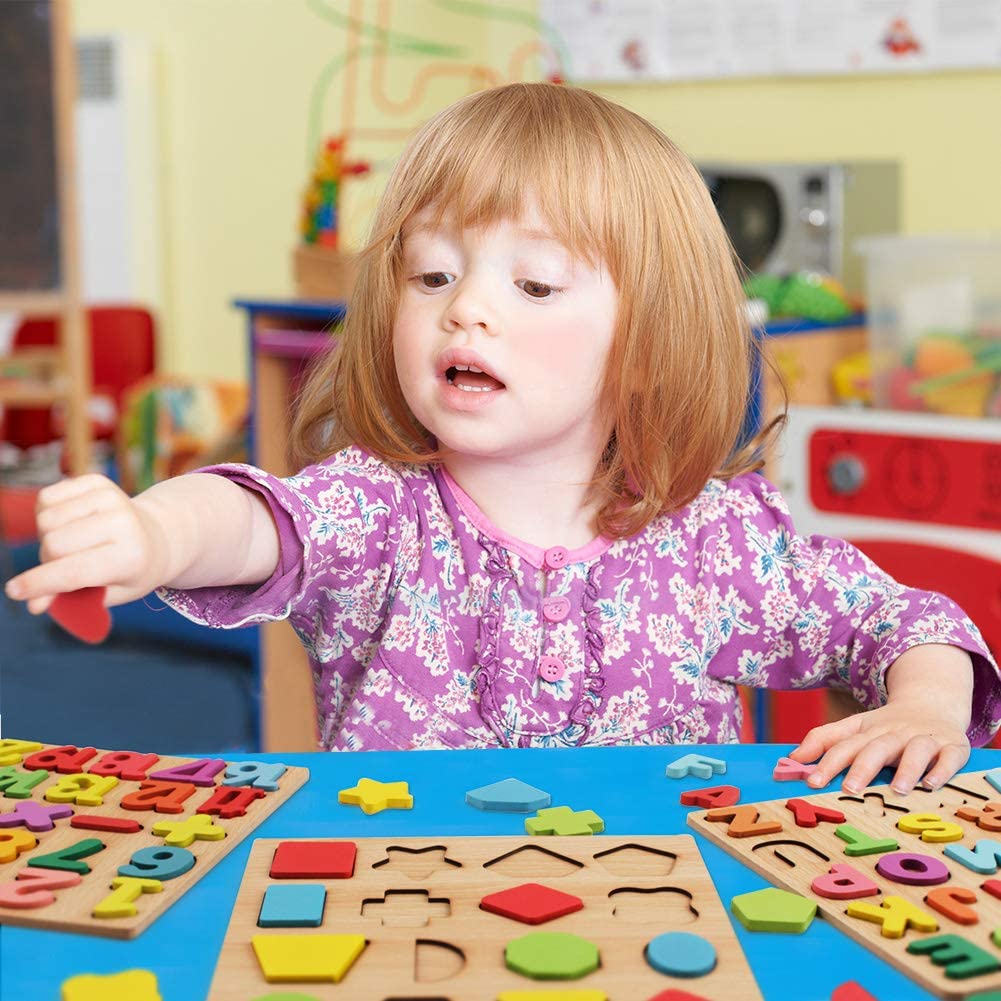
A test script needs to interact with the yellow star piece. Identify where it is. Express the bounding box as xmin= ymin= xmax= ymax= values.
xmin=252 ymin=934 xmax=366 ymax=982
xmin=151 ymin=813 xmax=226 ymax=847
xmin=338 ymin=777 xmax=413 ymax=815
xmin=61 ymin=969 xmax=162 ymax=1001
